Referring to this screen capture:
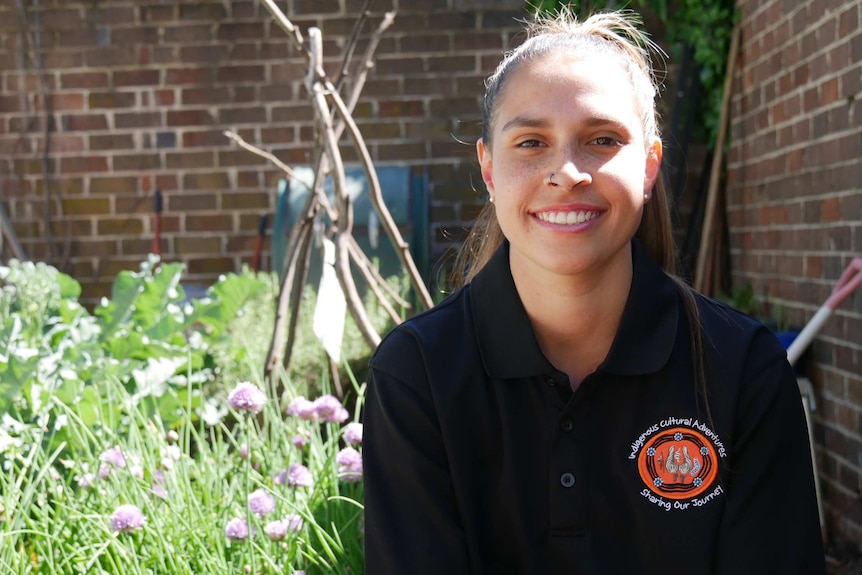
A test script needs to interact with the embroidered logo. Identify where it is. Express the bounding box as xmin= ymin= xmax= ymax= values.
xmin=629 ymin=418 xmax=726 ymax=511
